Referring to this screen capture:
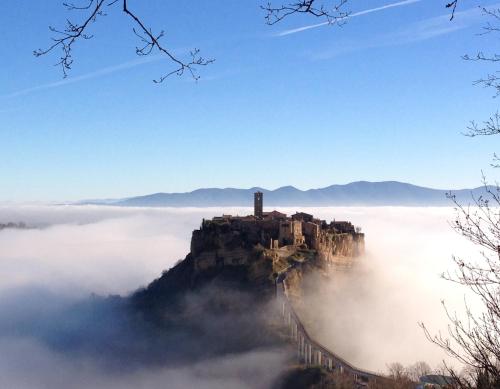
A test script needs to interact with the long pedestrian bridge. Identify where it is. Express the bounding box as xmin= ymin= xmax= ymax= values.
xmin=276 ymin=268 xmax=385 ymax=386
